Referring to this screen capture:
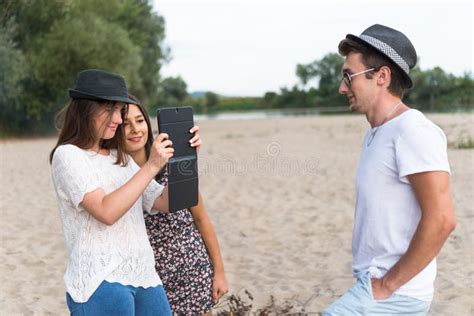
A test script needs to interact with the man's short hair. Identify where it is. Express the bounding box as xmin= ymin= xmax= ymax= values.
xmin=338 ymin=38 xmax=408 ymax=97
